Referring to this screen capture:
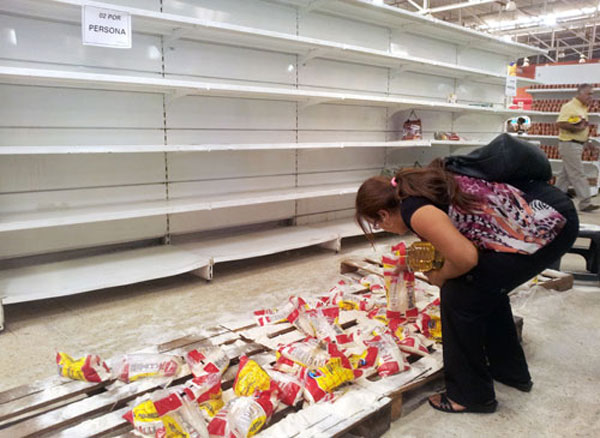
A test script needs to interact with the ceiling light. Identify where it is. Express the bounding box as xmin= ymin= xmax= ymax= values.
xmin=505 ymin=1 xmax=517 ymax=12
